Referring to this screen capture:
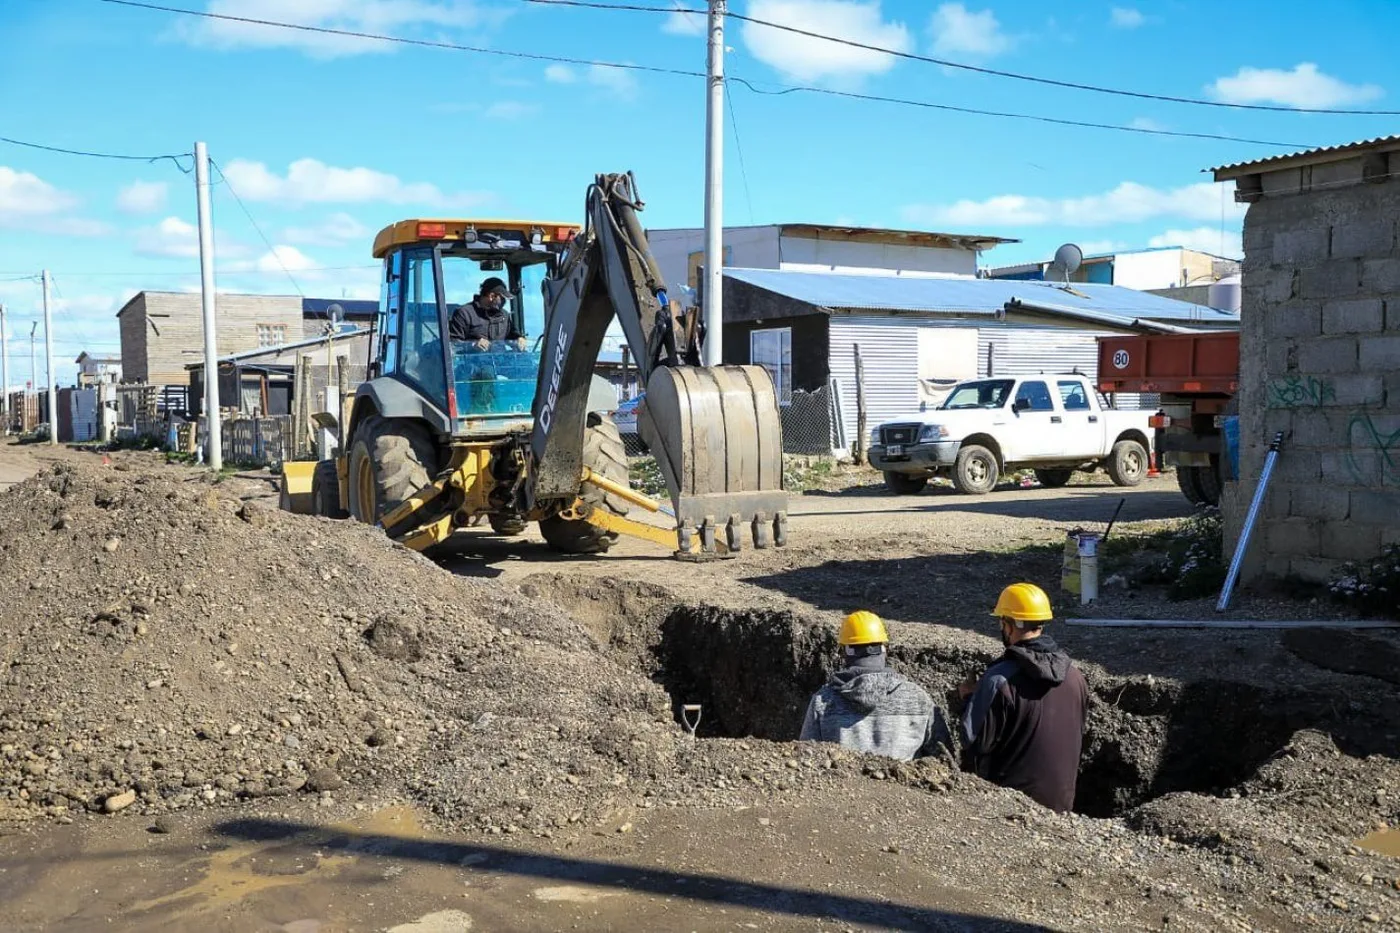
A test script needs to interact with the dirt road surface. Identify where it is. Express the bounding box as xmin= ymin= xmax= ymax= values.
xmin=1 ymin=442 xmax=1397 ymax=933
